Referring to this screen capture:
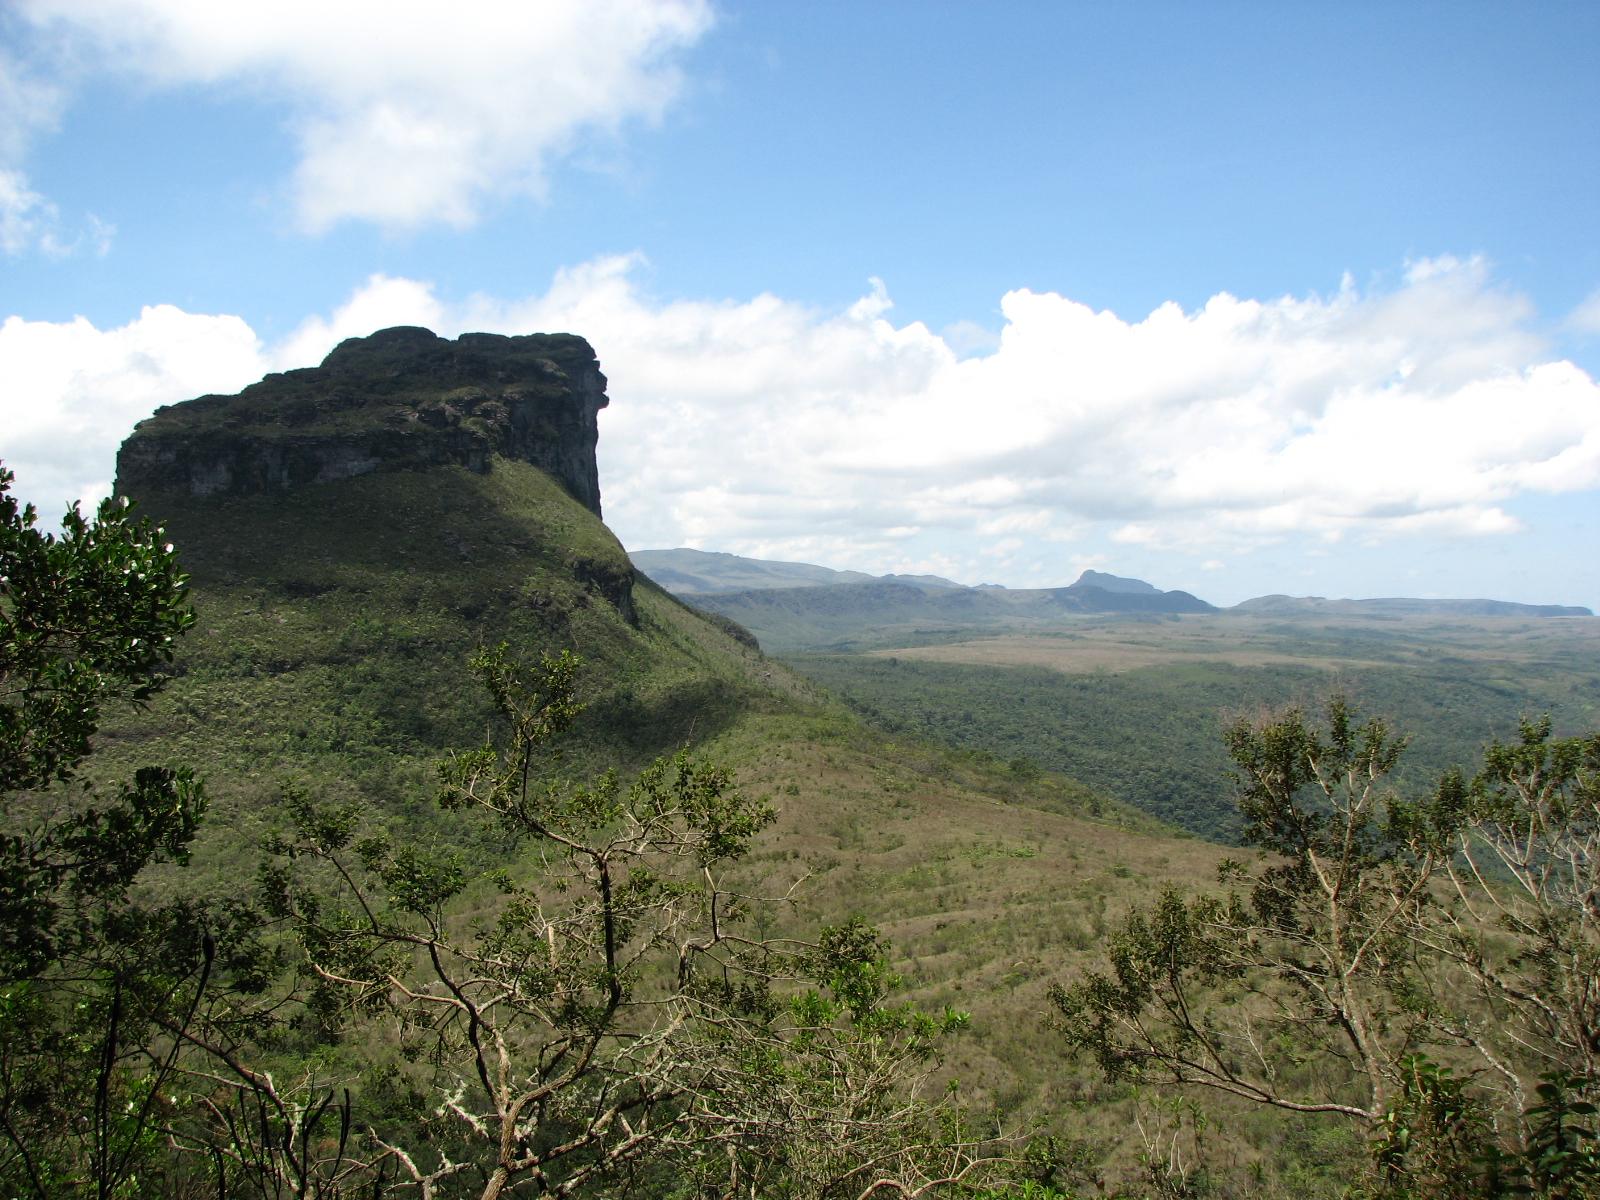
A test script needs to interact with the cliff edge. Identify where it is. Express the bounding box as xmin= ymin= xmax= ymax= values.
xmin=115 ymin=326 xmax=610 ymax=516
